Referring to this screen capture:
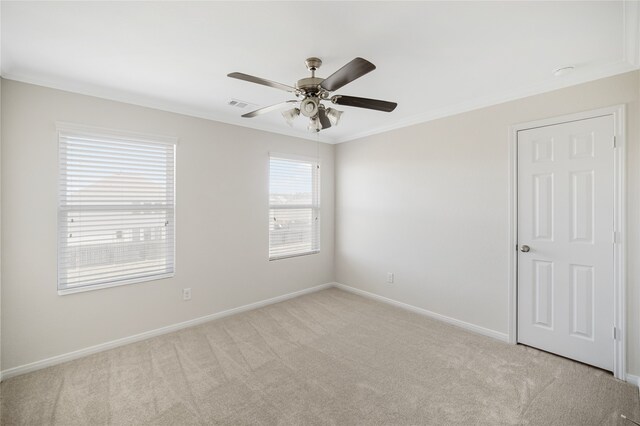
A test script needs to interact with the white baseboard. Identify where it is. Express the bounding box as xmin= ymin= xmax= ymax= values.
xmin=4 ymin=281 xmax=636 ymax=386
xmin=335 ymin=283 xmax=640 ymax=385
xmin=0 ymin=282 xmax=335 ymax=381
xmin=334 ymin=282 xmax=510 ymax=343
